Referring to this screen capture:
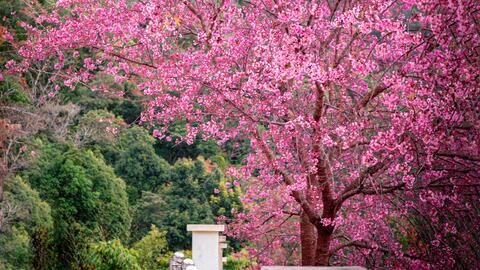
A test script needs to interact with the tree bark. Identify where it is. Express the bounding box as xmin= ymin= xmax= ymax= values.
xmin=315 ymin=227 xmax=333 ymax=266
xmin=0 ymin=206 xmax=3 ymax=233
xmin=300 ymin=211 xmax=317 ymax=265
xmin=0 ymin=163 xmax=5 ymax=232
